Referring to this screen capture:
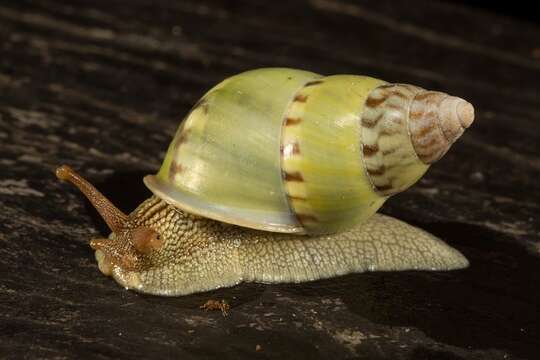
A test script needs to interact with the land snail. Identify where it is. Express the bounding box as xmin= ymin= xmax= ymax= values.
xmin=56 ymin=68 xmax=474 ymax=296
